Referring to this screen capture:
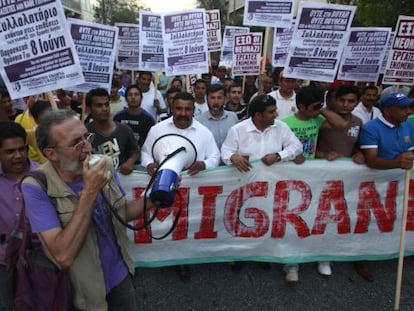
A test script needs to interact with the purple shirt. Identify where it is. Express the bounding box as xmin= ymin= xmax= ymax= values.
xmin=21 ymin=171 xmax=128 ymax=293
xmin=0 ymin=161 xmax=38 ymax=265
